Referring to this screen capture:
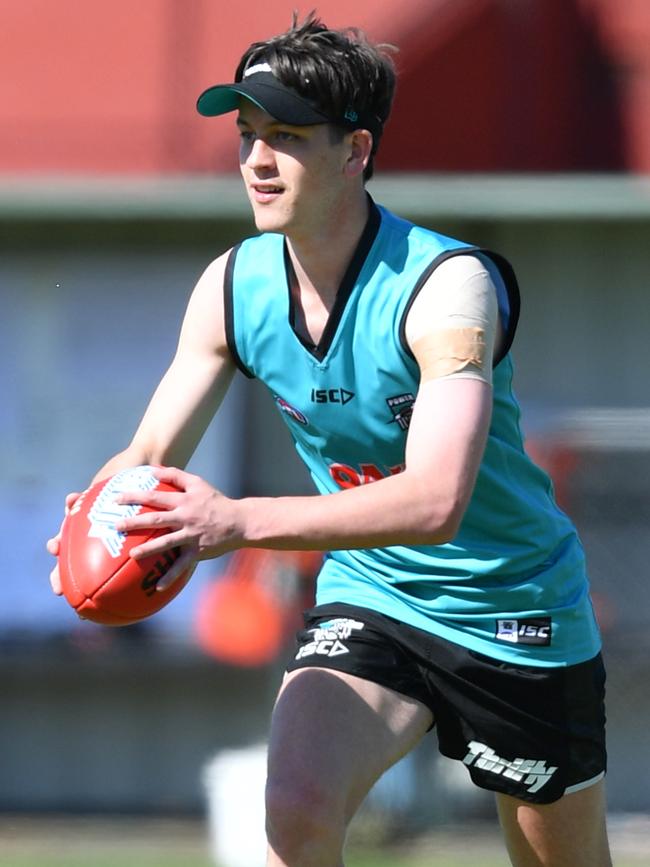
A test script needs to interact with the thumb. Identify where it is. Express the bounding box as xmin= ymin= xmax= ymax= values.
xmin=50 ymin=563 xmax=63 ymax=596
